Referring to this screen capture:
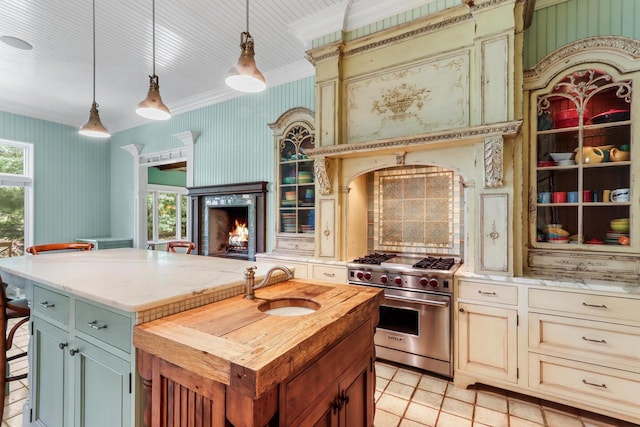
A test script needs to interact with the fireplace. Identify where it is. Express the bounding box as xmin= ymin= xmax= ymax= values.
xmin=188 ymin=182 xmax=267 ymax=260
